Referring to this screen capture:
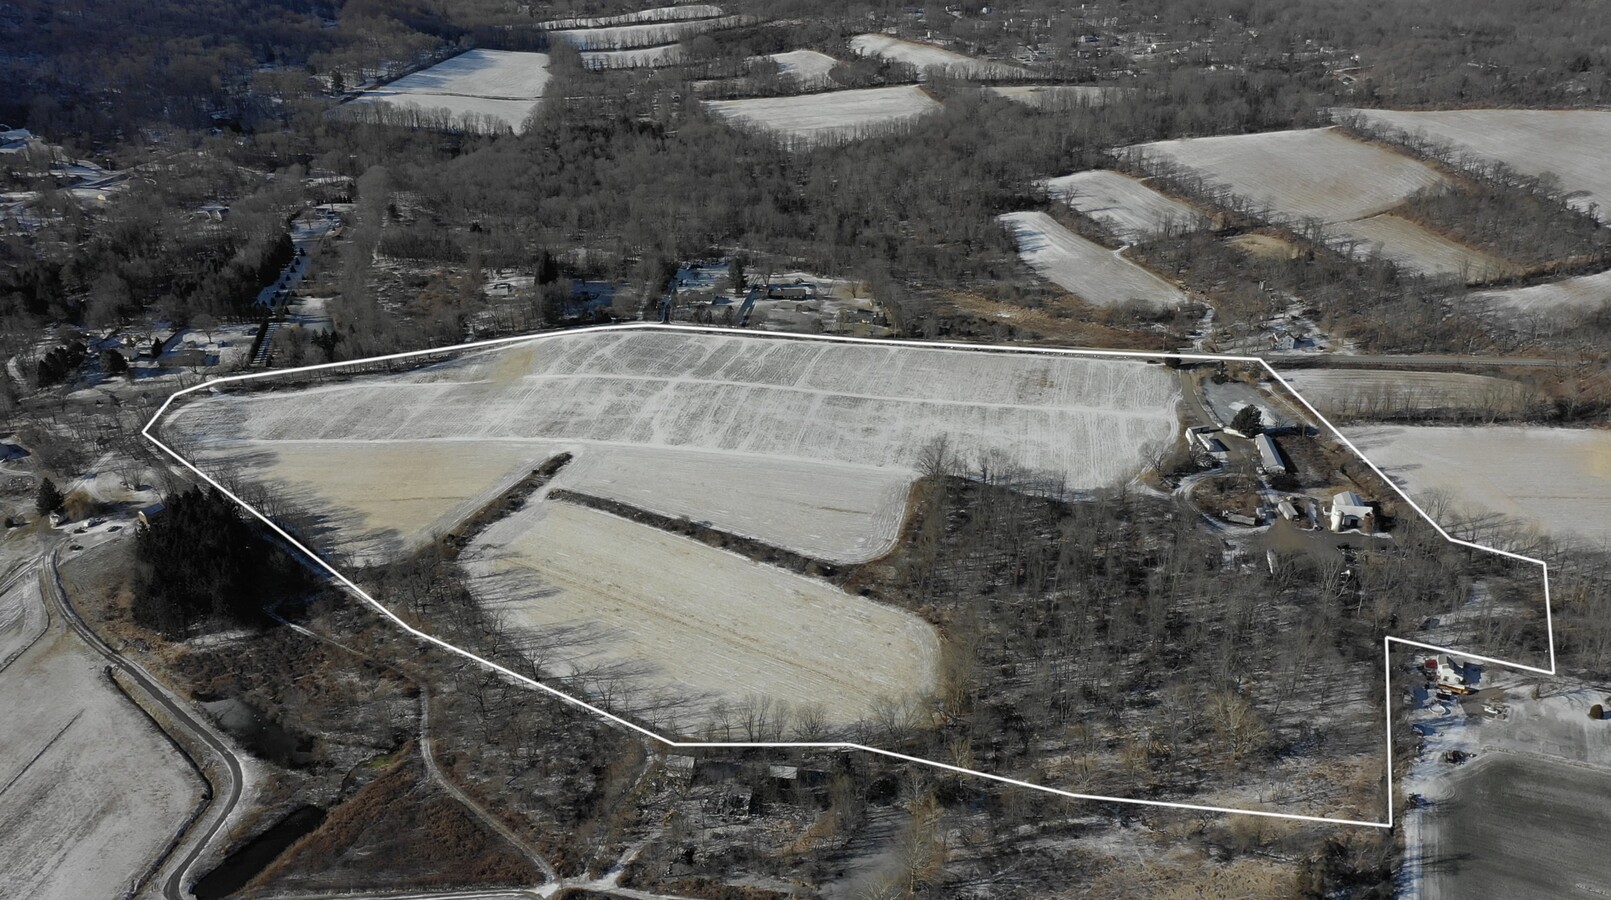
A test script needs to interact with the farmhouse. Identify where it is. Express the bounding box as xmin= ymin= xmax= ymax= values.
xmin=1254 ymin=433 xmax=1287 ymax=474
xmin=1329 ymin=491 xmax=1373 ymax=533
